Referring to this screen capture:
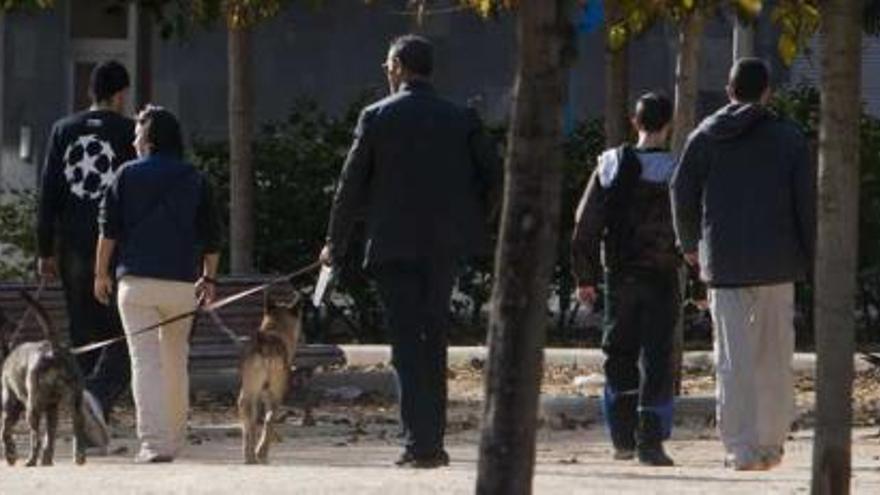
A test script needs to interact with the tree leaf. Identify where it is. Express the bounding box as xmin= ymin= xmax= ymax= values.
xmin=778 ymin=33 xmax=798 ymax=66
xmin=608 ymin=23 xmax=628 ymax=51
